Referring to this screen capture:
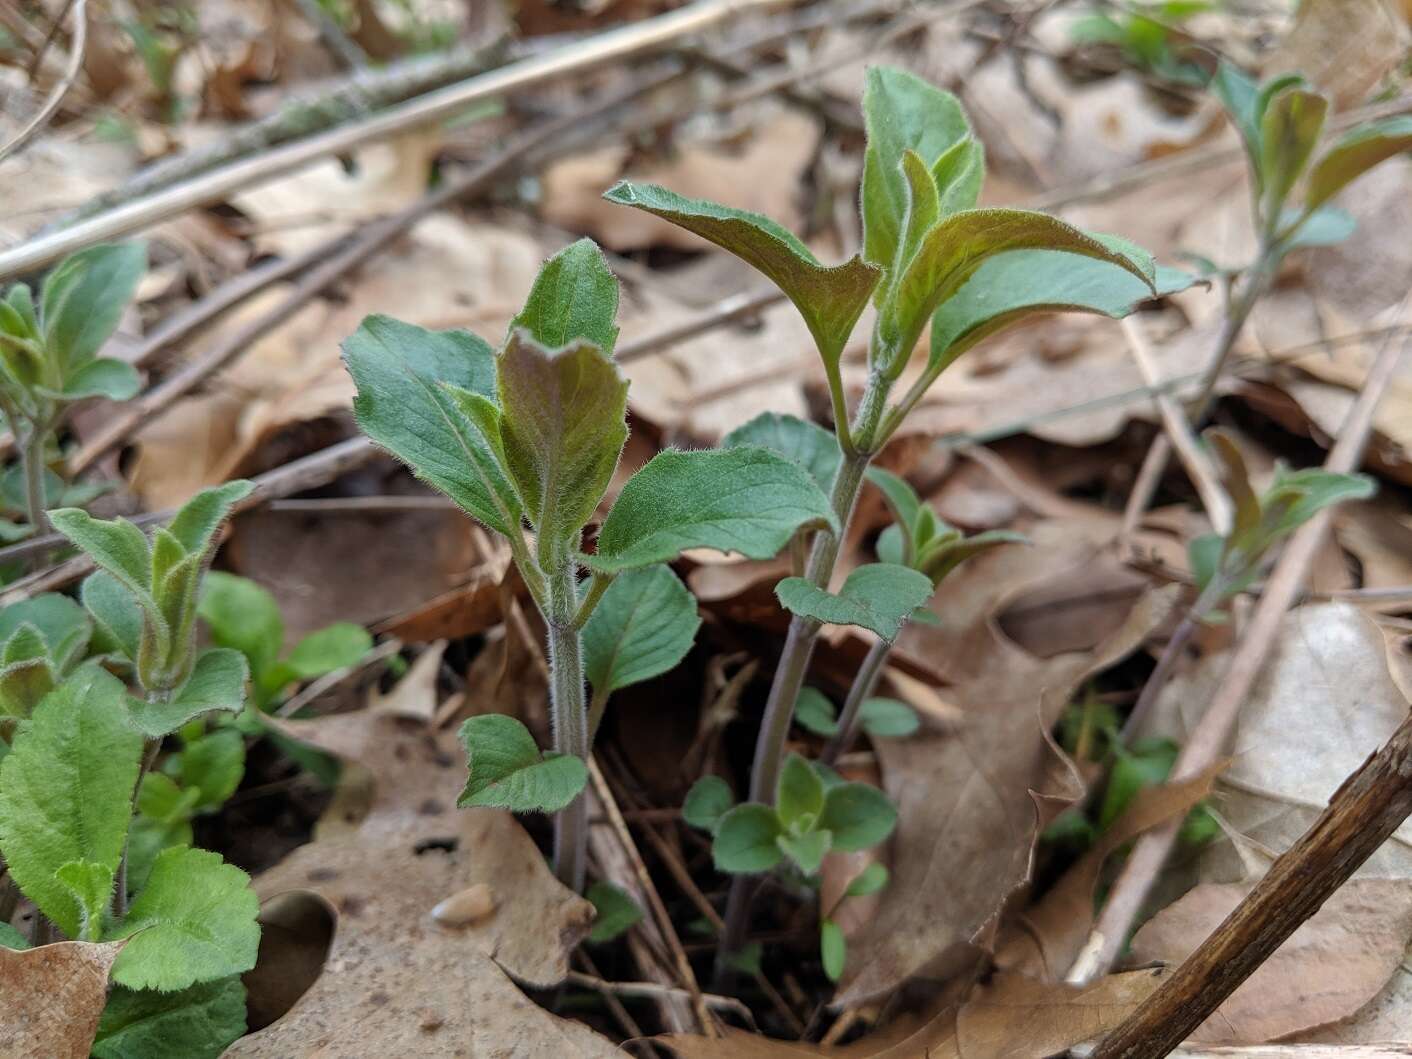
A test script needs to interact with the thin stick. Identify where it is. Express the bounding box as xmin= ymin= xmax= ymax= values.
xmin=574 ymin=951 xmax=648 ymax=1046
xmin=0 ymin=0 xmax=787 ymax=279
xmin=1072 ymin=331 xmax=1409 ymax=984
xmin=1091 ymin=709 xmax=1412 ymax=1059
xmin=565 ymin=971 xmax=755 ymax=1023
xmin=0 ymin=0 xmax=85 ymax=165
xmin=617 ymin=289 xmax=783 ymax=362
xmin=288 ymin=0 xmax=368 ymax=71
xmin=1121 ymin=316 xmax=1231 ymax=536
